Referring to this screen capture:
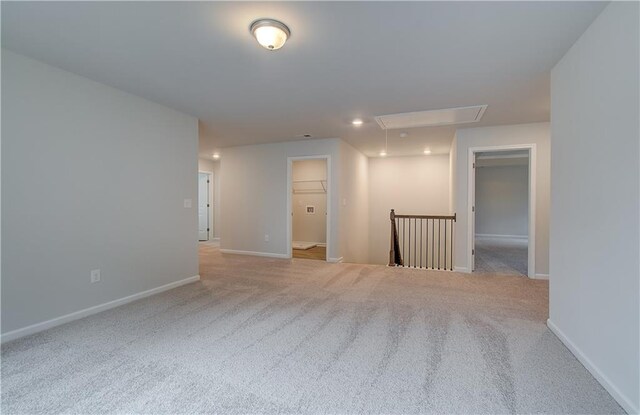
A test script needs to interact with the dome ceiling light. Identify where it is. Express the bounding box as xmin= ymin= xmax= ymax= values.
xmin=250 ymin=19 xmax=291 ymax=51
